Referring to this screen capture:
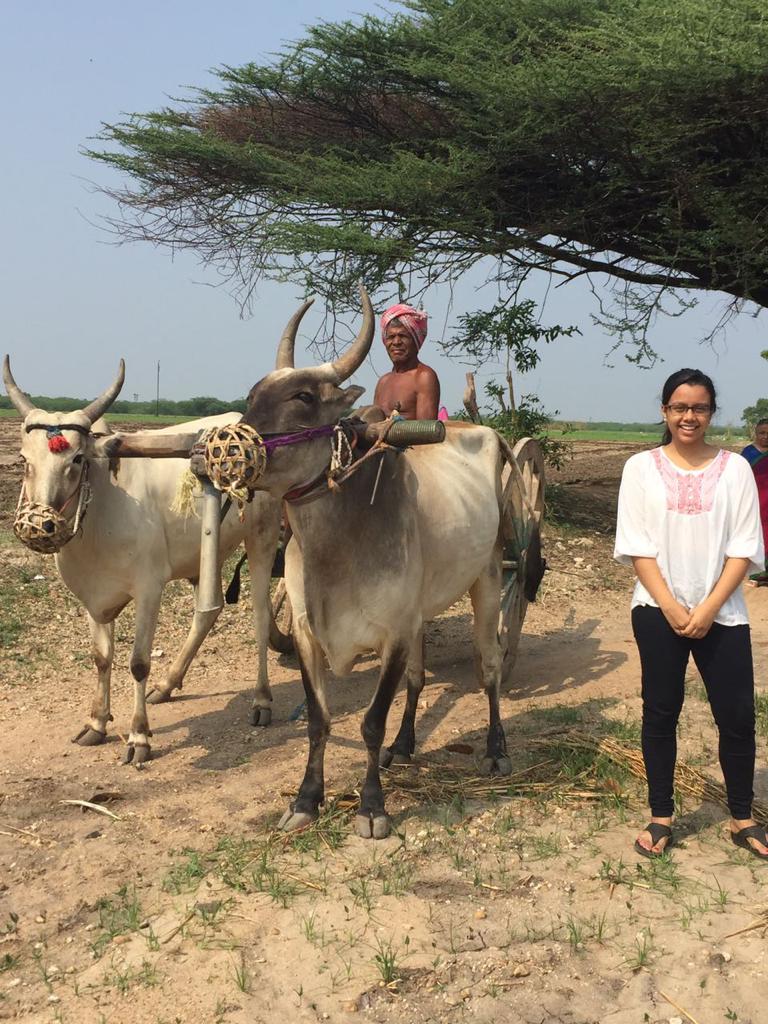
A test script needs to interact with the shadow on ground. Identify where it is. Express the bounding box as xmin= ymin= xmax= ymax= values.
xmin=148 ymin=615 xmax=627 ymax=786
